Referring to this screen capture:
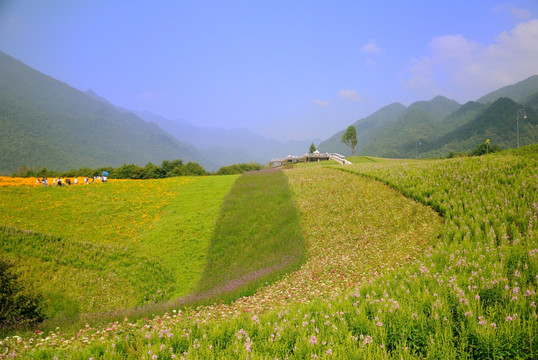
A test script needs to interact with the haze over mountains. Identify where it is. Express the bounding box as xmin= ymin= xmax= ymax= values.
xmin=132 ymin=111 xmax=321 ymax=167
xmin=0 ymin=50 xmax=537 ymax=175
xmin=0 ymin=51 xmax=317 ymax=174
